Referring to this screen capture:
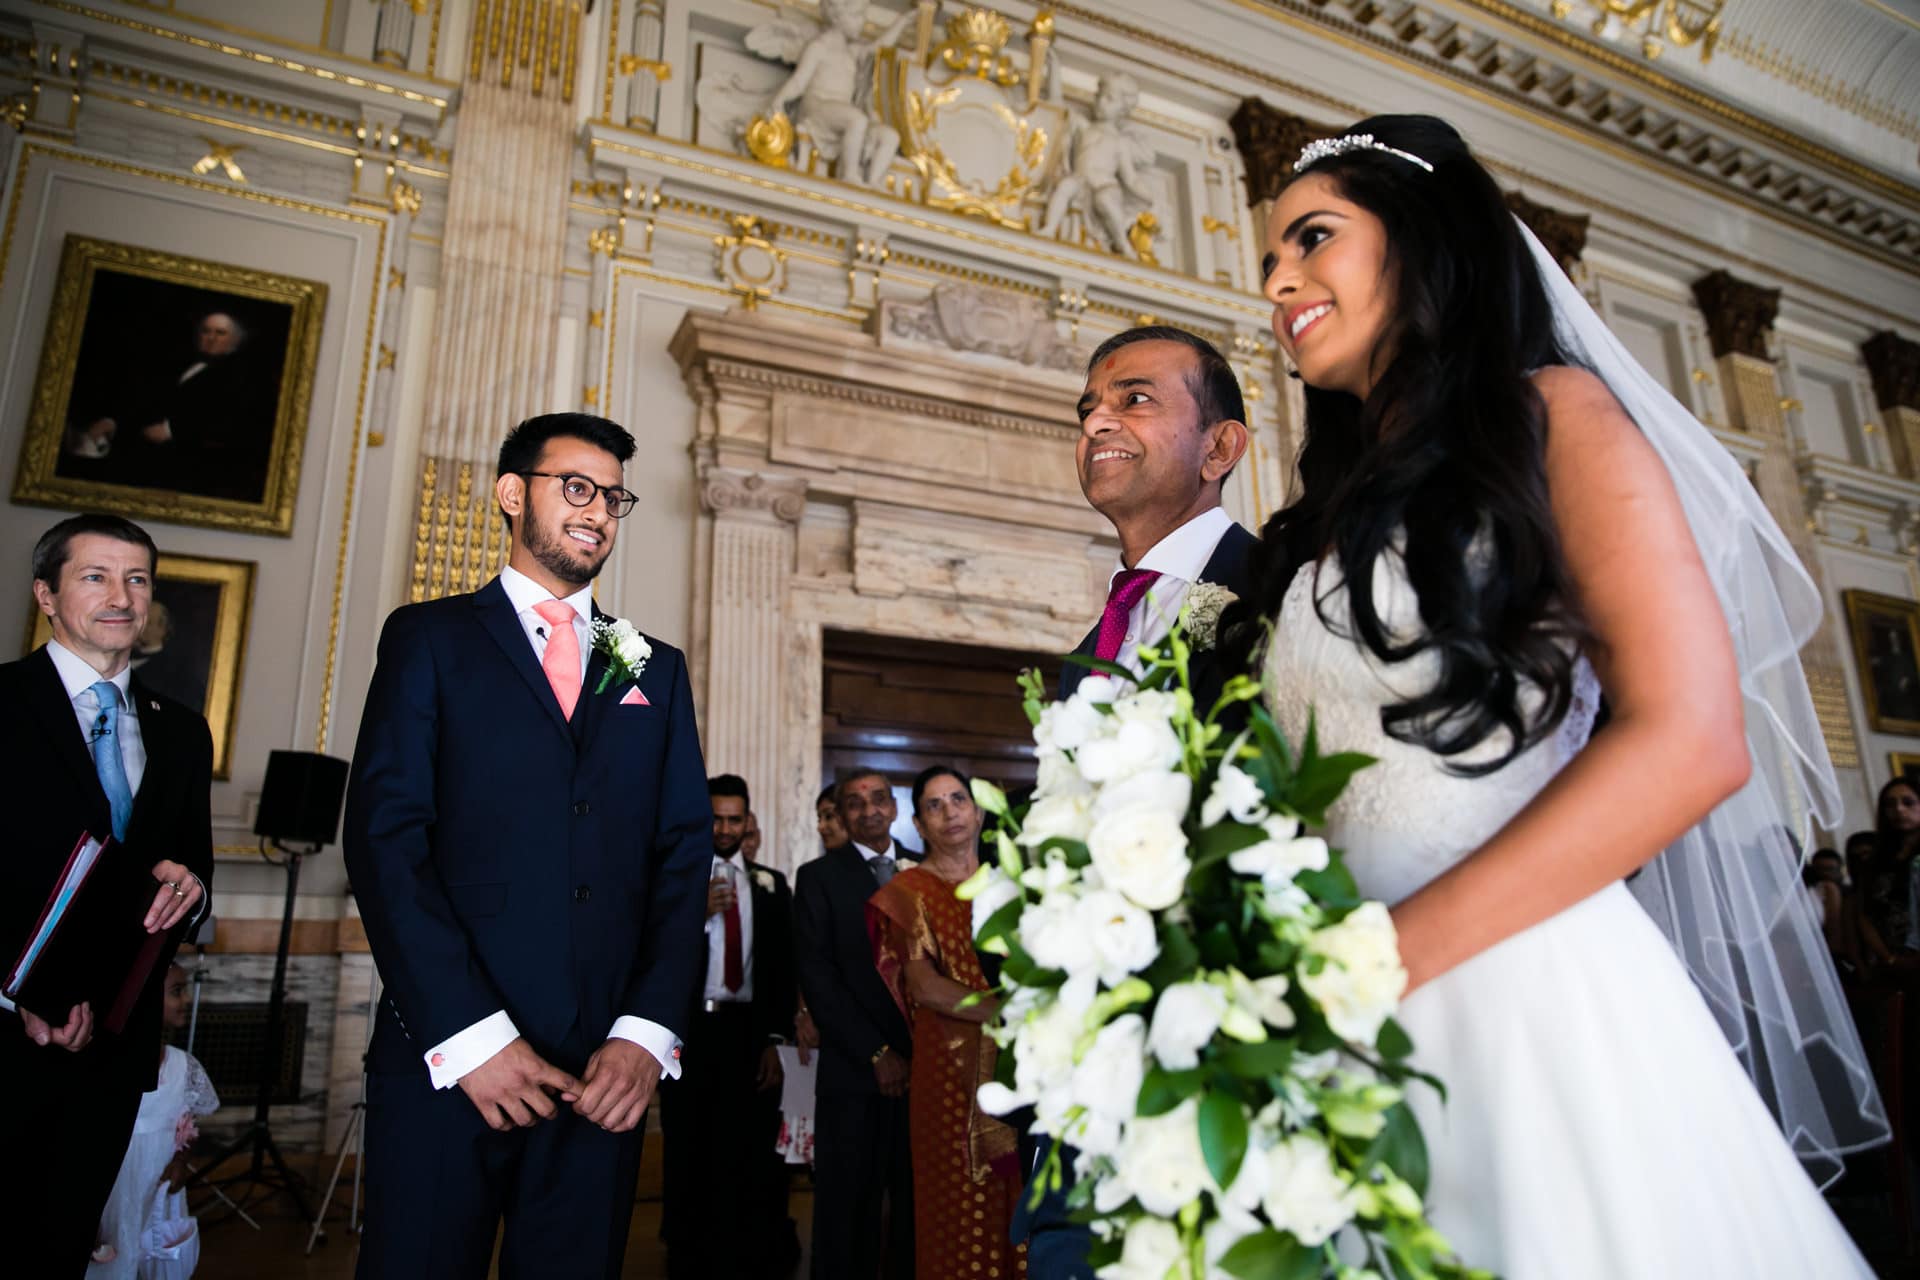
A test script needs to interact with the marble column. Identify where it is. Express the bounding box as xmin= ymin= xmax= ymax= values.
xmin=624 ymin=1 xmax=668 ymax=131
xmin=1691 ymin=268 xmax=1860 ymax=774
xmin=697 ymin=466 xmax=806 ymax=867
xmin=372 ymin=0 xmax=418 ymax=69
xmin=410 ymin=0 xmax=583 ymax=602
xmin=1862 ymin=330 xmax=1920 ymax=482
